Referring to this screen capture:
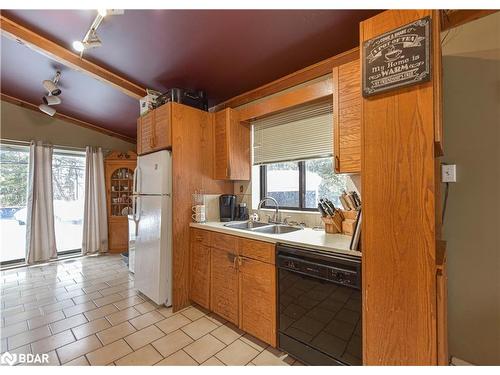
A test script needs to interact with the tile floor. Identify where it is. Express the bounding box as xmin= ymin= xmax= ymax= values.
xmin=0 ymin=254 xmax=302 ymax=366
